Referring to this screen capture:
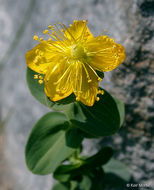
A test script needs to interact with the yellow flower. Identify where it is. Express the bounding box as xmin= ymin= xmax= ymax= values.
xmin=26 ymin=20 xmax=126 ymax=106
